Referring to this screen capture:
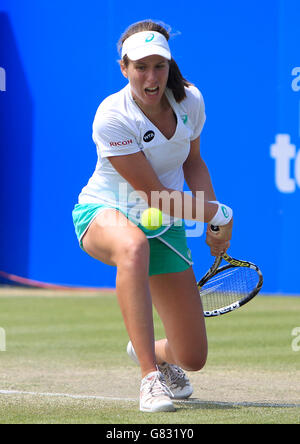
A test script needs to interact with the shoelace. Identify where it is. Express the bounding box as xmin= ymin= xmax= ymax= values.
xmin=159 ymin=364 xmax=186 ymax=385
xmin=144 ymin=373 xmax=172 ymax=398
